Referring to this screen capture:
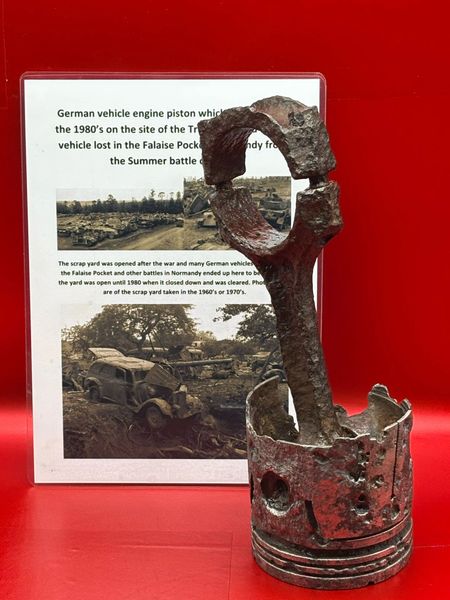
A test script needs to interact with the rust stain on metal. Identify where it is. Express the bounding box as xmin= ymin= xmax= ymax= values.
xmin=198 ymin=96 xmax=413 ymax=589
